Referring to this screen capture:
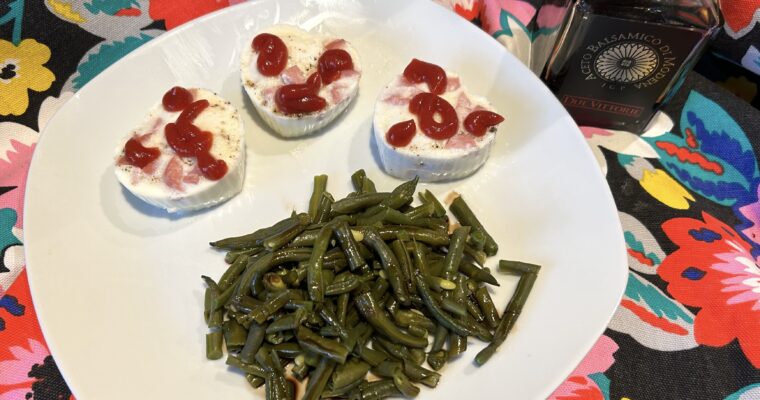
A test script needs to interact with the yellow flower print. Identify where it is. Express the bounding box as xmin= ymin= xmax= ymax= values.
xmin=0 ymin=39 xmax=56 ymax=116
xmin=640 ymin=168 xmax=695 ymax=210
